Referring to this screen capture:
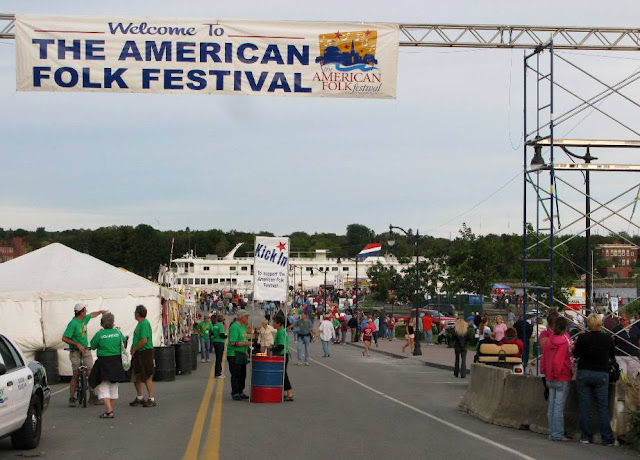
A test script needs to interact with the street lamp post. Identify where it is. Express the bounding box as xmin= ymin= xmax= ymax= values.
xmin=311 ymin=268 xmax=329 ymax=313
xmin=388 ymin=224 xmax=422 ymax=356
xmin=337 ymin=257 xmax=358 ymax=312
xmin=291 ymin=264 xmax=304 ymax=311
xmin=560 ymin=146 xmax=597 ymax=315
